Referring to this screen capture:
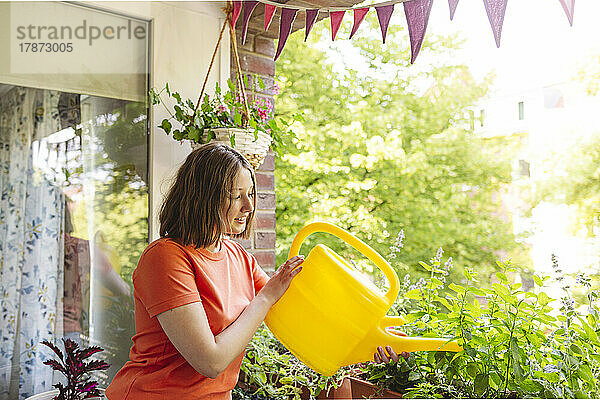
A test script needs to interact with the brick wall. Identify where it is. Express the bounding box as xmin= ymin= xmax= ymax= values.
xmin=231 ymin=31 xmax=277 ymax=273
